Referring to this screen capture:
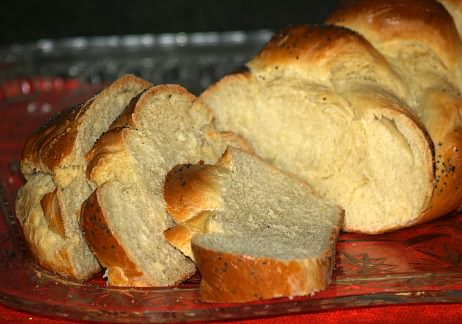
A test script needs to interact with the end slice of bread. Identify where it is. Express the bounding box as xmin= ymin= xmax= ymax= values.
xmin=327 ymin=0 xmax=462 ymax=226
xmin=15 ymin=75 xmax=151 ymax=280
xmin=164 ymin=147 xmax=343 ymax=302
xmin=81 ymin=84 xmax=250 ymax=287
